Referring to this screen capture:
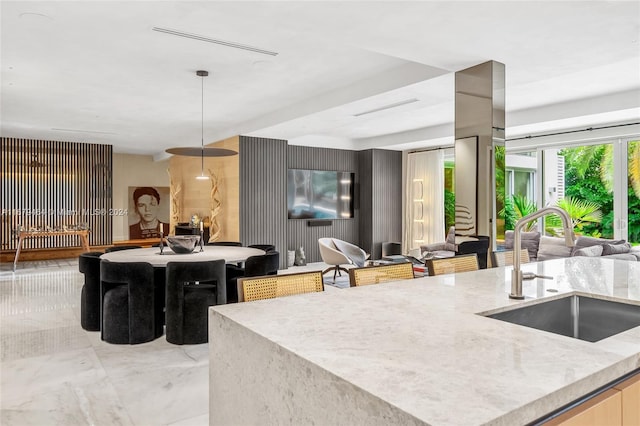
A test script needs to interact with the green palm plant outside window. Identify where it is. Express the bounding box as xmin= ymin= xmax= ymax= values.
xmin=545 ymin=196 xmax=602 ymax=237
